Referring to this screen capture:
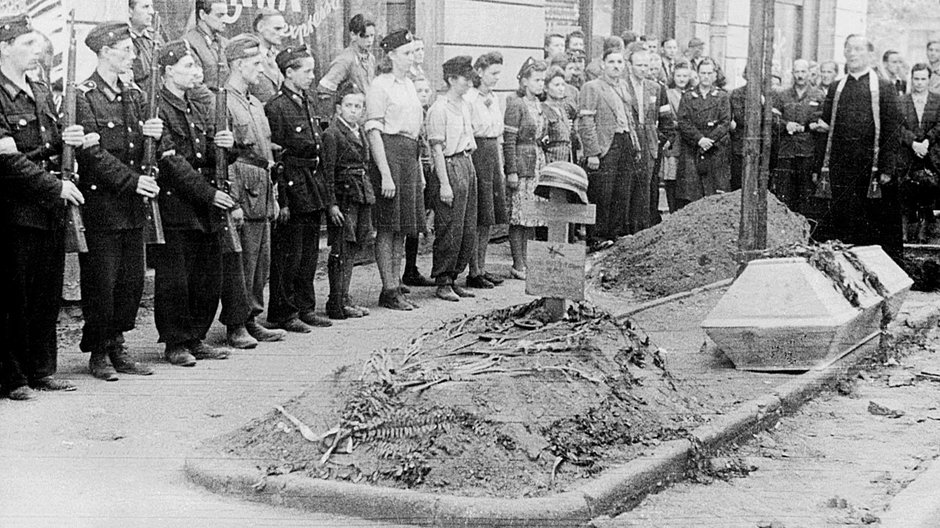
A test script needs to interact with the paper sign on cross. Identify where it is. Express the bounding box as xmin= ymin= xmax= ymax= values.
xmin=526 ymin=188 xmax=597 ymax=321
